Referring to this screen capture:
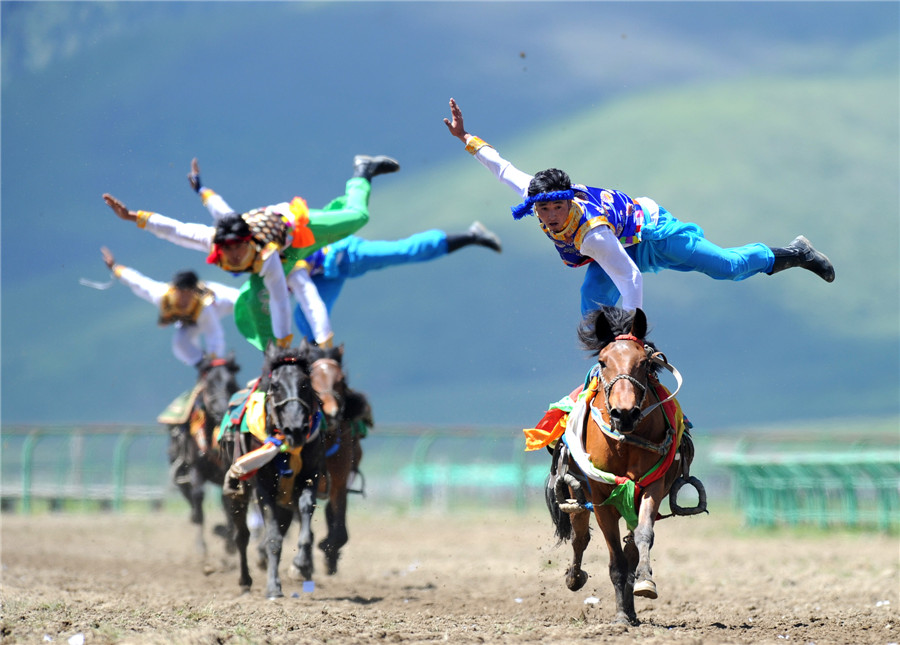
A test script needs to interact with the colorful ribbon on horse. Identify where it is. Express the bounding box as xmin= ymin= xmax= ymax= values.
xmin=527 ymin=369 xmax=687 ymax=530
